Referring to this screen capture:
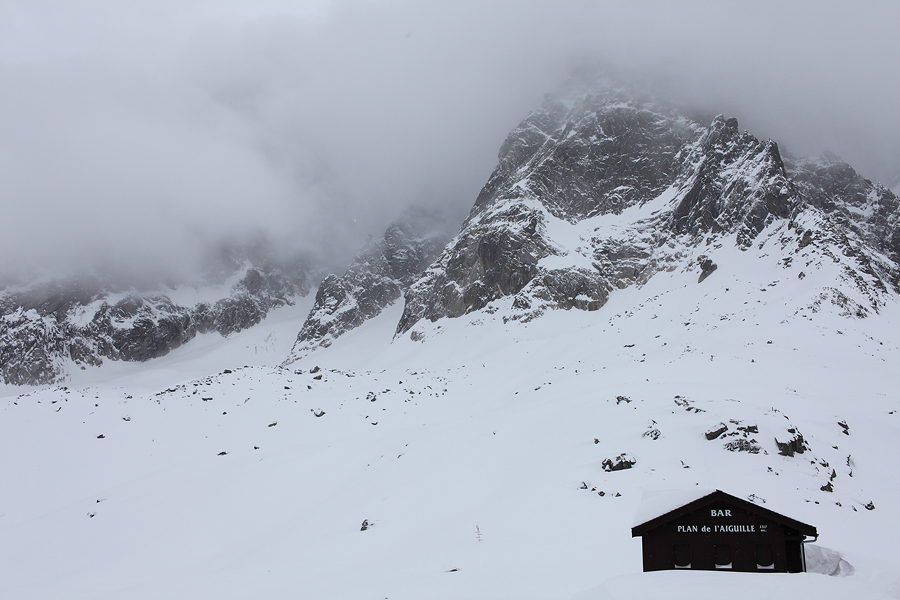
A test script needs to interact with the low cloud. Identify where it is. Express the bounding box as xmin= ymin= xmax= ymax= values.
xmin=1 ymin=0 xmax=898 ymax=280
